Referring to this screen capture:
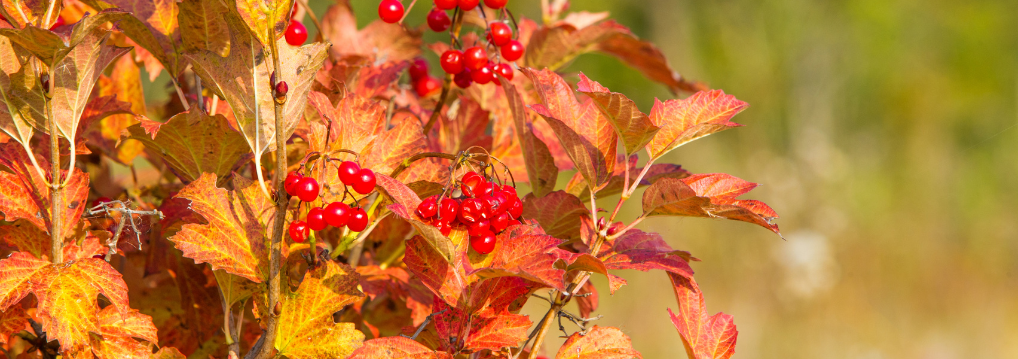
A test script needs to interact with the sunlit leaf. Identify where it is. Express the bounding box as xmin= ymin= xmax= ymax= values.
xmin=361 ymin=116 xmax=429 ymax=178
xmin=48 ymin=27 xmax=131 ymax=141
xmin=521 ymin=191 xmax=588 ymax=240
xmin=89 ymin=307 xmax=159 ymax=358
xmin=376 ymin=174 xmax=457 ymax=263
xmin=433 ymin=277 xmax=536 ymax=352
xmin=501 ymin=78 xmax=558 ymax=197
xmin=124 ymin=110 xmax=252 ymax=184
xmin=0 ymin=220 xmax=50 ymax=258
xmin=668 ymin=273 xmax=737 ymax=359
xmin=576 ymin=73 xmax=660 ymax=155
xmin=274 ymin=261 xmax=365 ymax=358
xmin=431 ymin=96 xmax=492 ymax=154
xmin=348 ymin=336 xmax=453 ymax=359
xmin=555 ymin=325 xmax=641 ymax=359
xmin=0 ymin=34 xmax=35 ymax=145
xmin=179 ymin=0 xmax=230 ymax=56
xmin=565 ymin=155 xmax=690 ymax=199
xmin=81 ymin=0 xmax=181 ymax=75
xmin=403 ymin=235 xmax=468 ymax=306
xmin=234 ymin=0 xmax=292 ymax=47
xmin=467 ymin=225 xmax=568 ymax=291
xmin=168 ymin=172 xmax=275 ymax=282
xmin=304 ymin=91 xmax=386 ymax=154
xmin=642 ymin=175 xmax=779 ymax=234
xmin=597 ymin=228 xmax=694 ymax=281
xmin=0 ymin=142 xmax=90 ymax=240
xmin=0 ymin=302 xmax=28 ymax=344
xmin=320 ymin=0 xmax=422 ymax=63
xmin=645 ymin=91 xmax=746 ymax=160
